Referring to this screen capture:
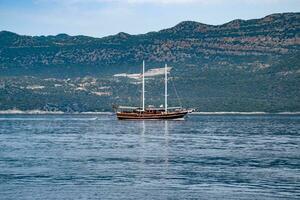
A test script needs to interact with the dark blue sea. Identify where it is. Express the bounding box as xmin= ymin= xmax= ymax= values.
xmin=0 ymin=114 xmax=299 ymax=200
